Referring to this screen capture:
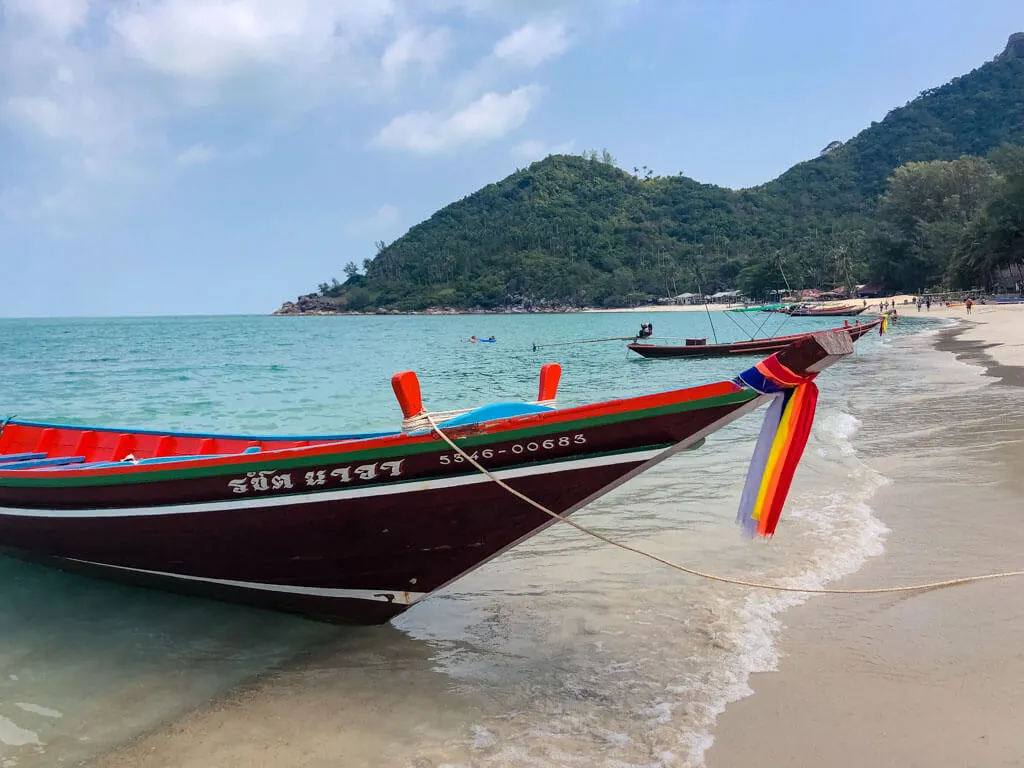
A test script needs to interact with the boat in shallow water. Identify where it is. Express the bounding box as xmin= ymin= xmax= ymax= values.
xmin=0 ymin=332 xmax=853 ymax=625
xmin=627 ymin=317 xmax=882 ymax=359
xmin=784 ymin=304 xmax=868 ymax=317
